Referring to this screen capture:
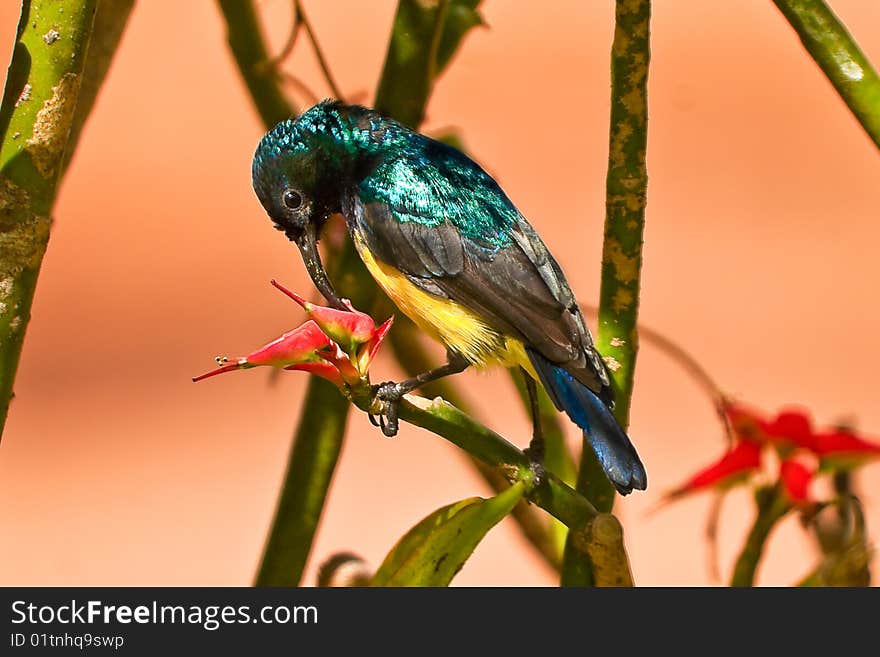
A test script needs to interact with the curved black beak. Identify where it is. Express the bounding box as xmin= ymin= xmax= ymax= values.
xmin=294 ymin=224 xmax=347 ymax=310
